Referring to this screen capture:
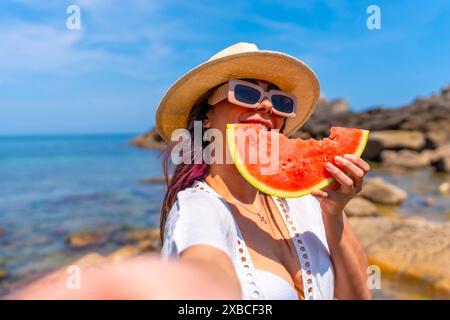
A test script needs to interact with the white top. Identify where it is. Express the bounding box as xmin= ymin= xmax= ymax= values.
xmin=161 ymin=180 xmax=335 ymax=300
